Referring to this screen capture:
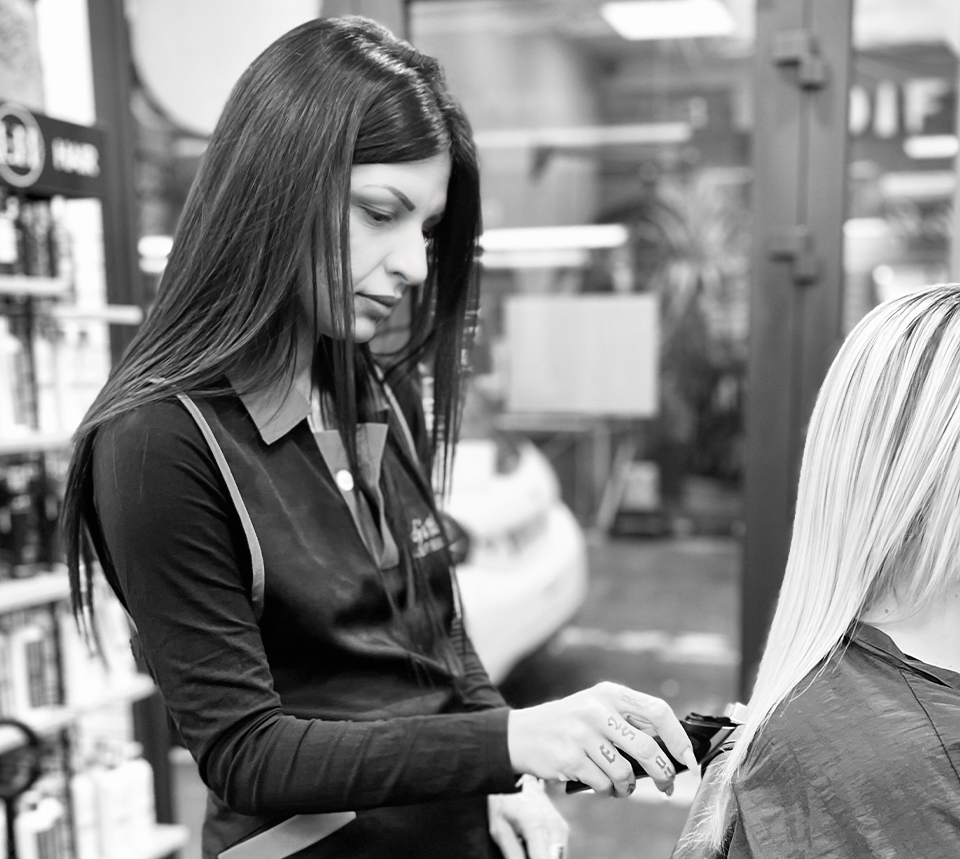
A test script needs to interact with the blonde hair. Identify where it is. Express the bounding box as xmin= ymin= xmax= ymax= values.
xmin=690 ymin=283 xmax=960 ymax=850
